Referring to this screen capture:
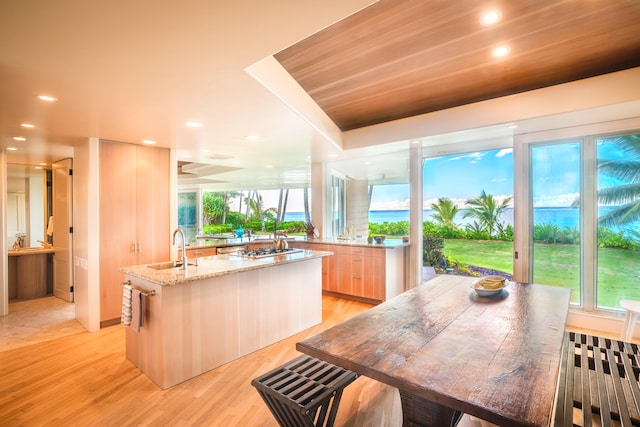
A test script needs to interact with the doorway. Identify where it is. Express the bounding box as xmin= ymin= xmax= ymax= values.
xmin=52 ymin=159 xmax=73 ymax=302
